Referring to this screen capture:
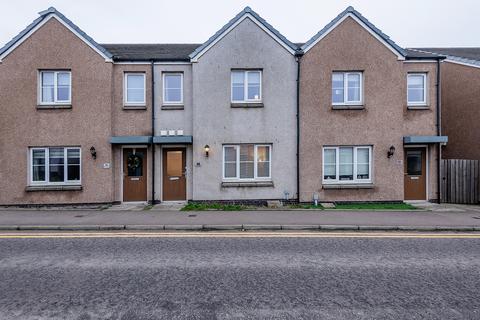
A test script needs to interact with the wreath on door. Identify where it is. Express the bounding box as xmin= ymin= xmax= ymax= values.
xmin=127 ymin=154 xmax=141 ymax=170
